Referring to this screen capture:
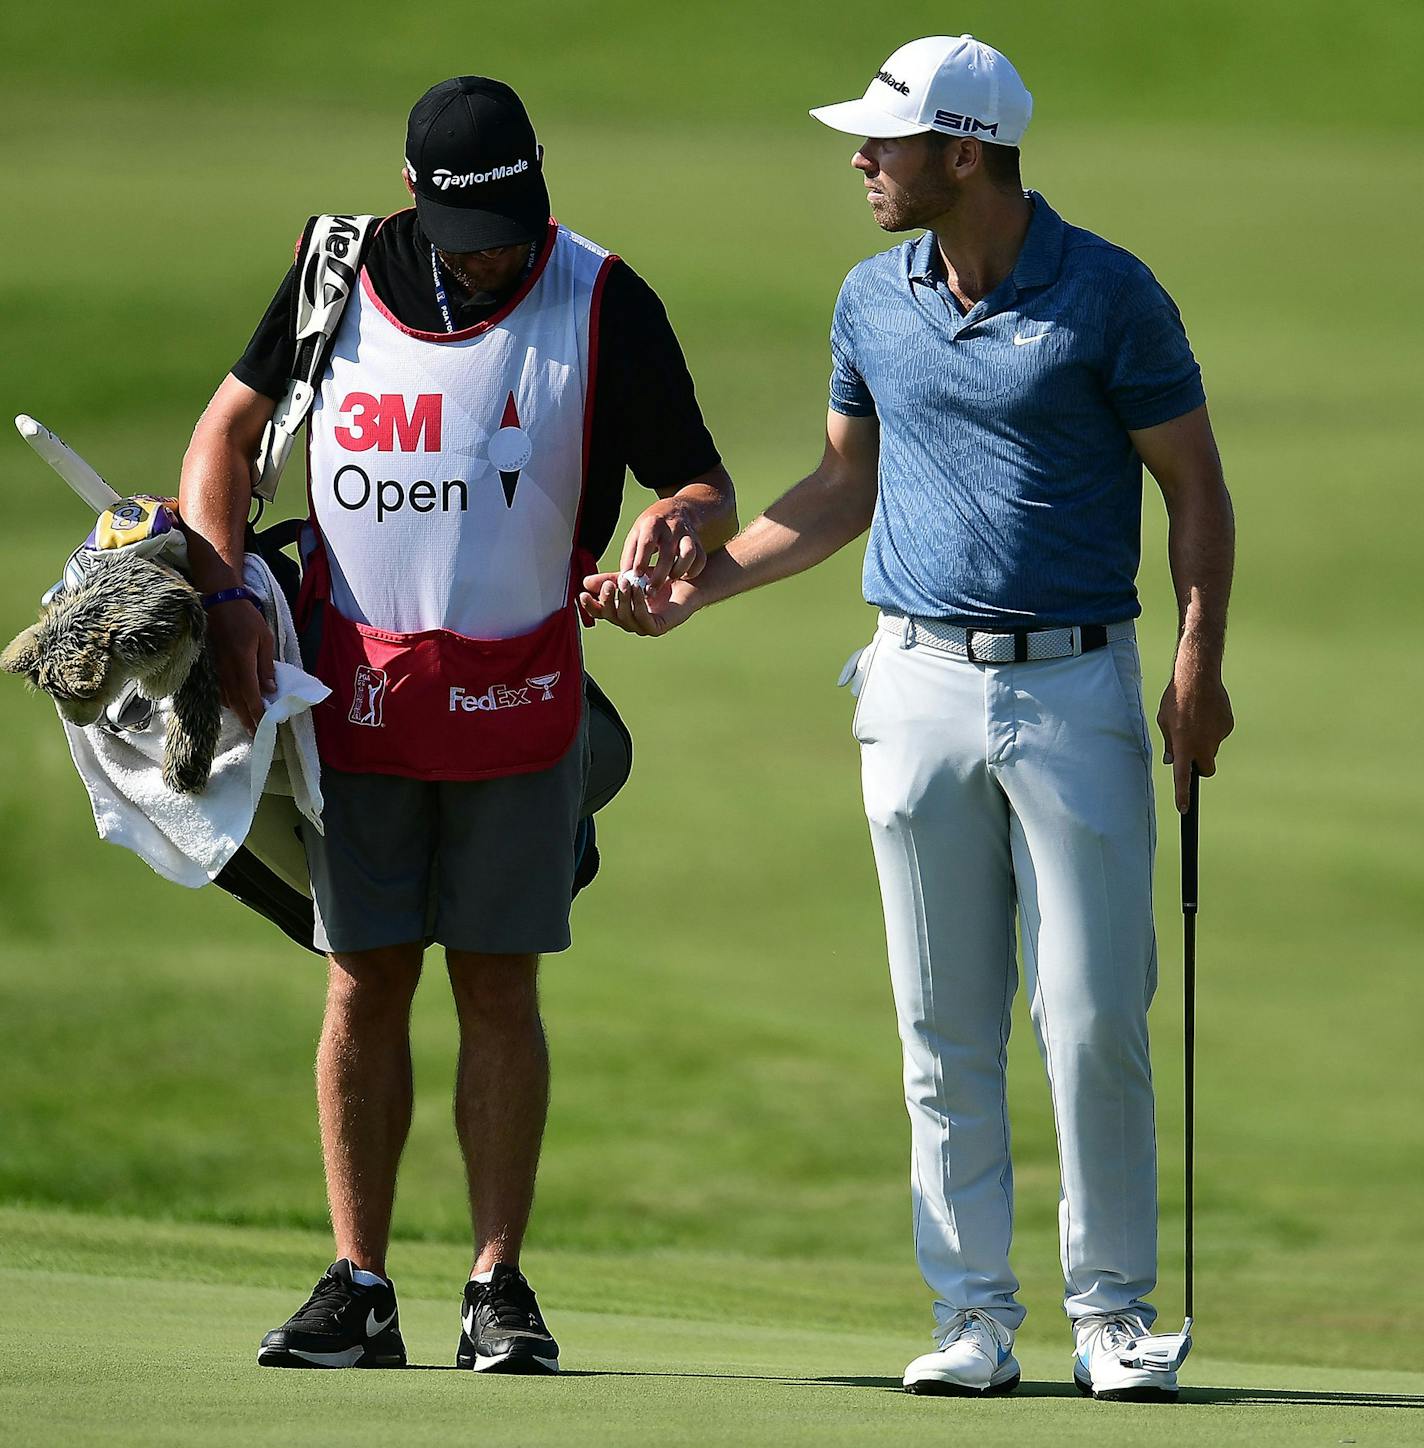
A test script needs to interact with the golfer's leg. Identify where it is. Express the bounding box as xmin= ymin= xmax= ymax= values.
xmin=446 ymin=951 xmax=548 ymax=1273
xmin=1000 ymin=640 xmax=1159 ymax=1325
xmin=318 ymin=942 xmax=424 ymax=1277
xmin=857 ymin=636 xmax=1023 ymax=1333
